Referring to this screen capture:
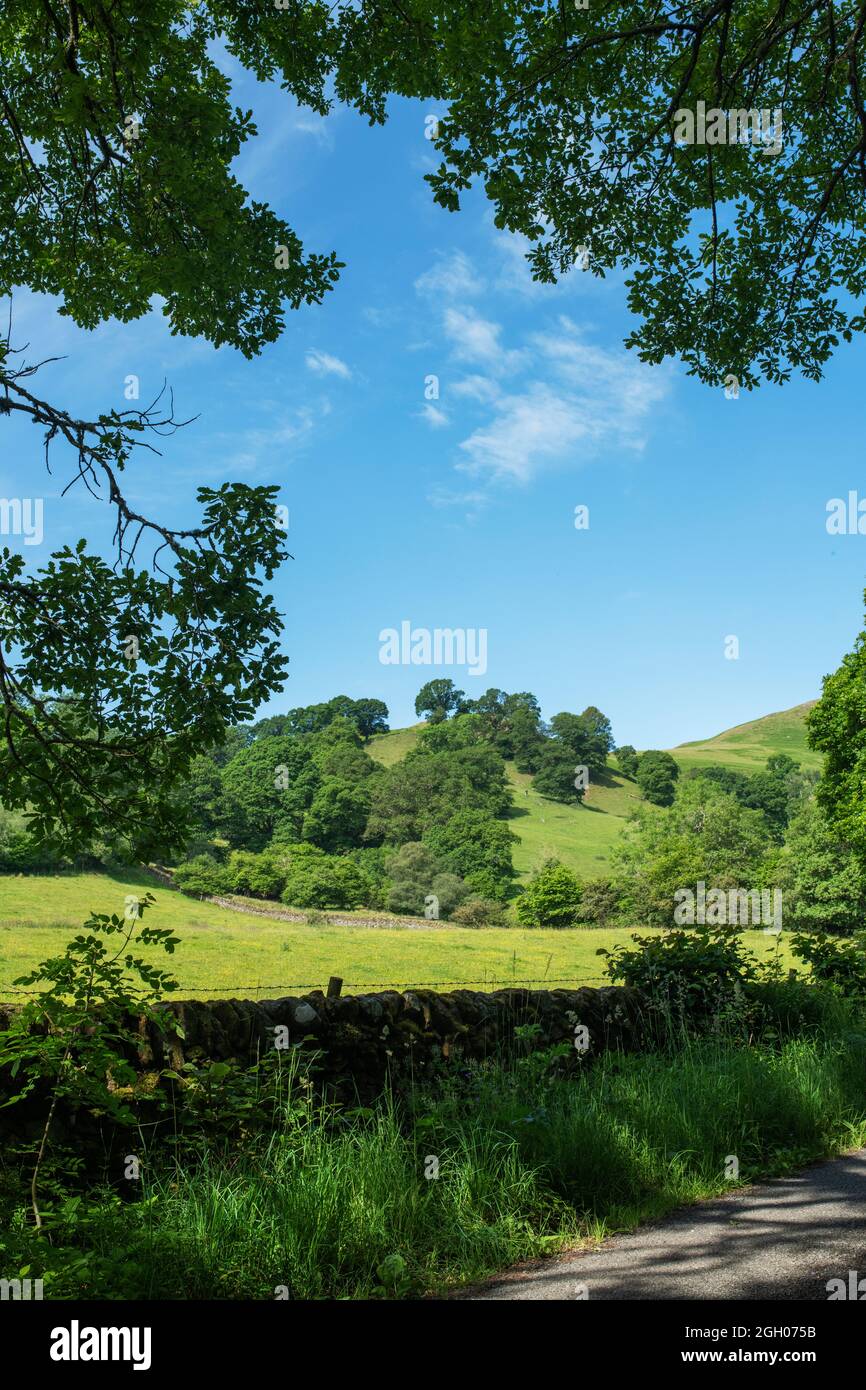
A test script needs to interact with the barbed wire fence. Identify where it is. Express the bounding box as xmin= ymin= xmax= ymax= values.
xmin=3 ymin=971 xmax=610 ymax=998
